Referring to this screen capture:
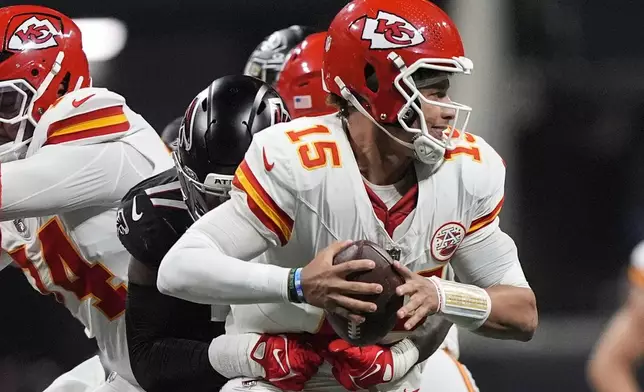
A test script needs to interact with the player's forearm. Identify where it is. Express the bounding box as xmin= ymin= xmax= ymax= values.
xmin=0 ymin=143 xmax=147 ymax=219
xmin=131 ymin=338 xmax=226 ymax=392
xmin=0 ymin=158 xmax=81 ymax=219
xmin=409 ymin=315 xmax=454 ymax=362
xmin=587 ymin=304 xmax=644 ymax=392
xmin=126 ymin=283 xmax=226 ymax=392
xmin=474 ymin=285 xmax=537 ymax=341
xmin=158 ymin=229 xmax=290 ymax=305
xmin=588 ymin=353 xmax=640 ymax=392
